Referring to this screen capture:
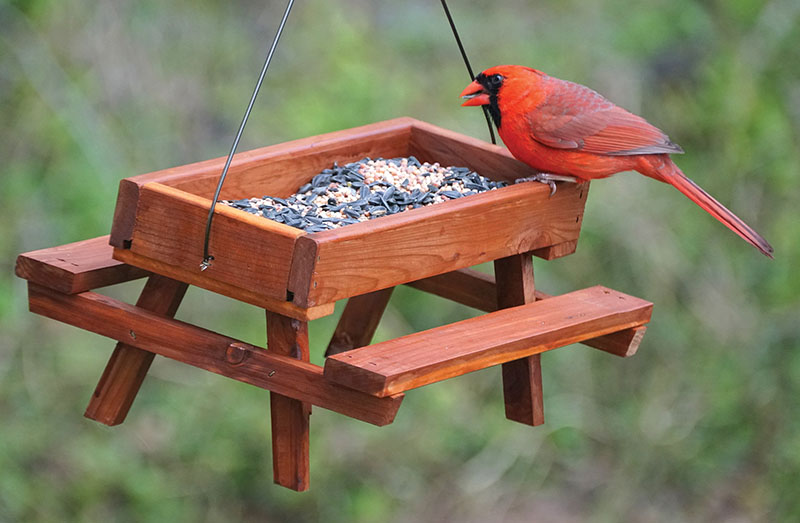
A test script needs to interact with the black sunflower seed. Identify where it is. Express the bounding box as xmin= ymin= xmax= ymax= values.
xmin=440 ymin=190 xmax=462 ymax=199
xmin=224 ymin=156 xmax=504 ymax=232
